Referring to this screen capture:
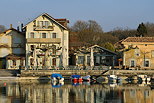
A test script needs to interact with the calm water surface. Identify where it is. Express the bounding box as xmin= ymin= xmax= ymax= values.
xmin=0 ymin=80 xmax=153 ymax=103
